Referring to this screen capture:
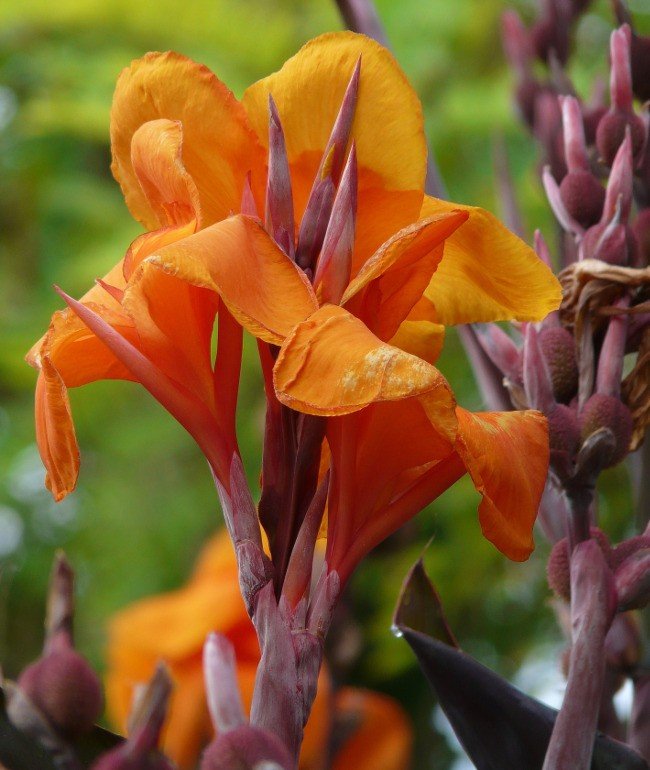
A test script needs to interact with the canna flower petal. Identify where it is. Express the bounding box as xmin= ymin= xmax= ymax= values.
xmin=111 ymin=51 xmax=264 ymax=229
xmin=28 ymin=304 xmax=138 ymax=501
xmin=332 ymin=688 xmax=412 ymax=770
xmin=242 ymin=32 xmax=427 ymax=266
xmin=421 ymin=195 xmax=562 ymax=325
xmin=455 ymin=407 xmax=550 ymax=561
xmin=342 ymin=210 xmax=468 ymax=341
xmin=146 ymin=215 xmax=317 ymax=344
xmin=273 ymin=304 xmax=454 ymax=416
